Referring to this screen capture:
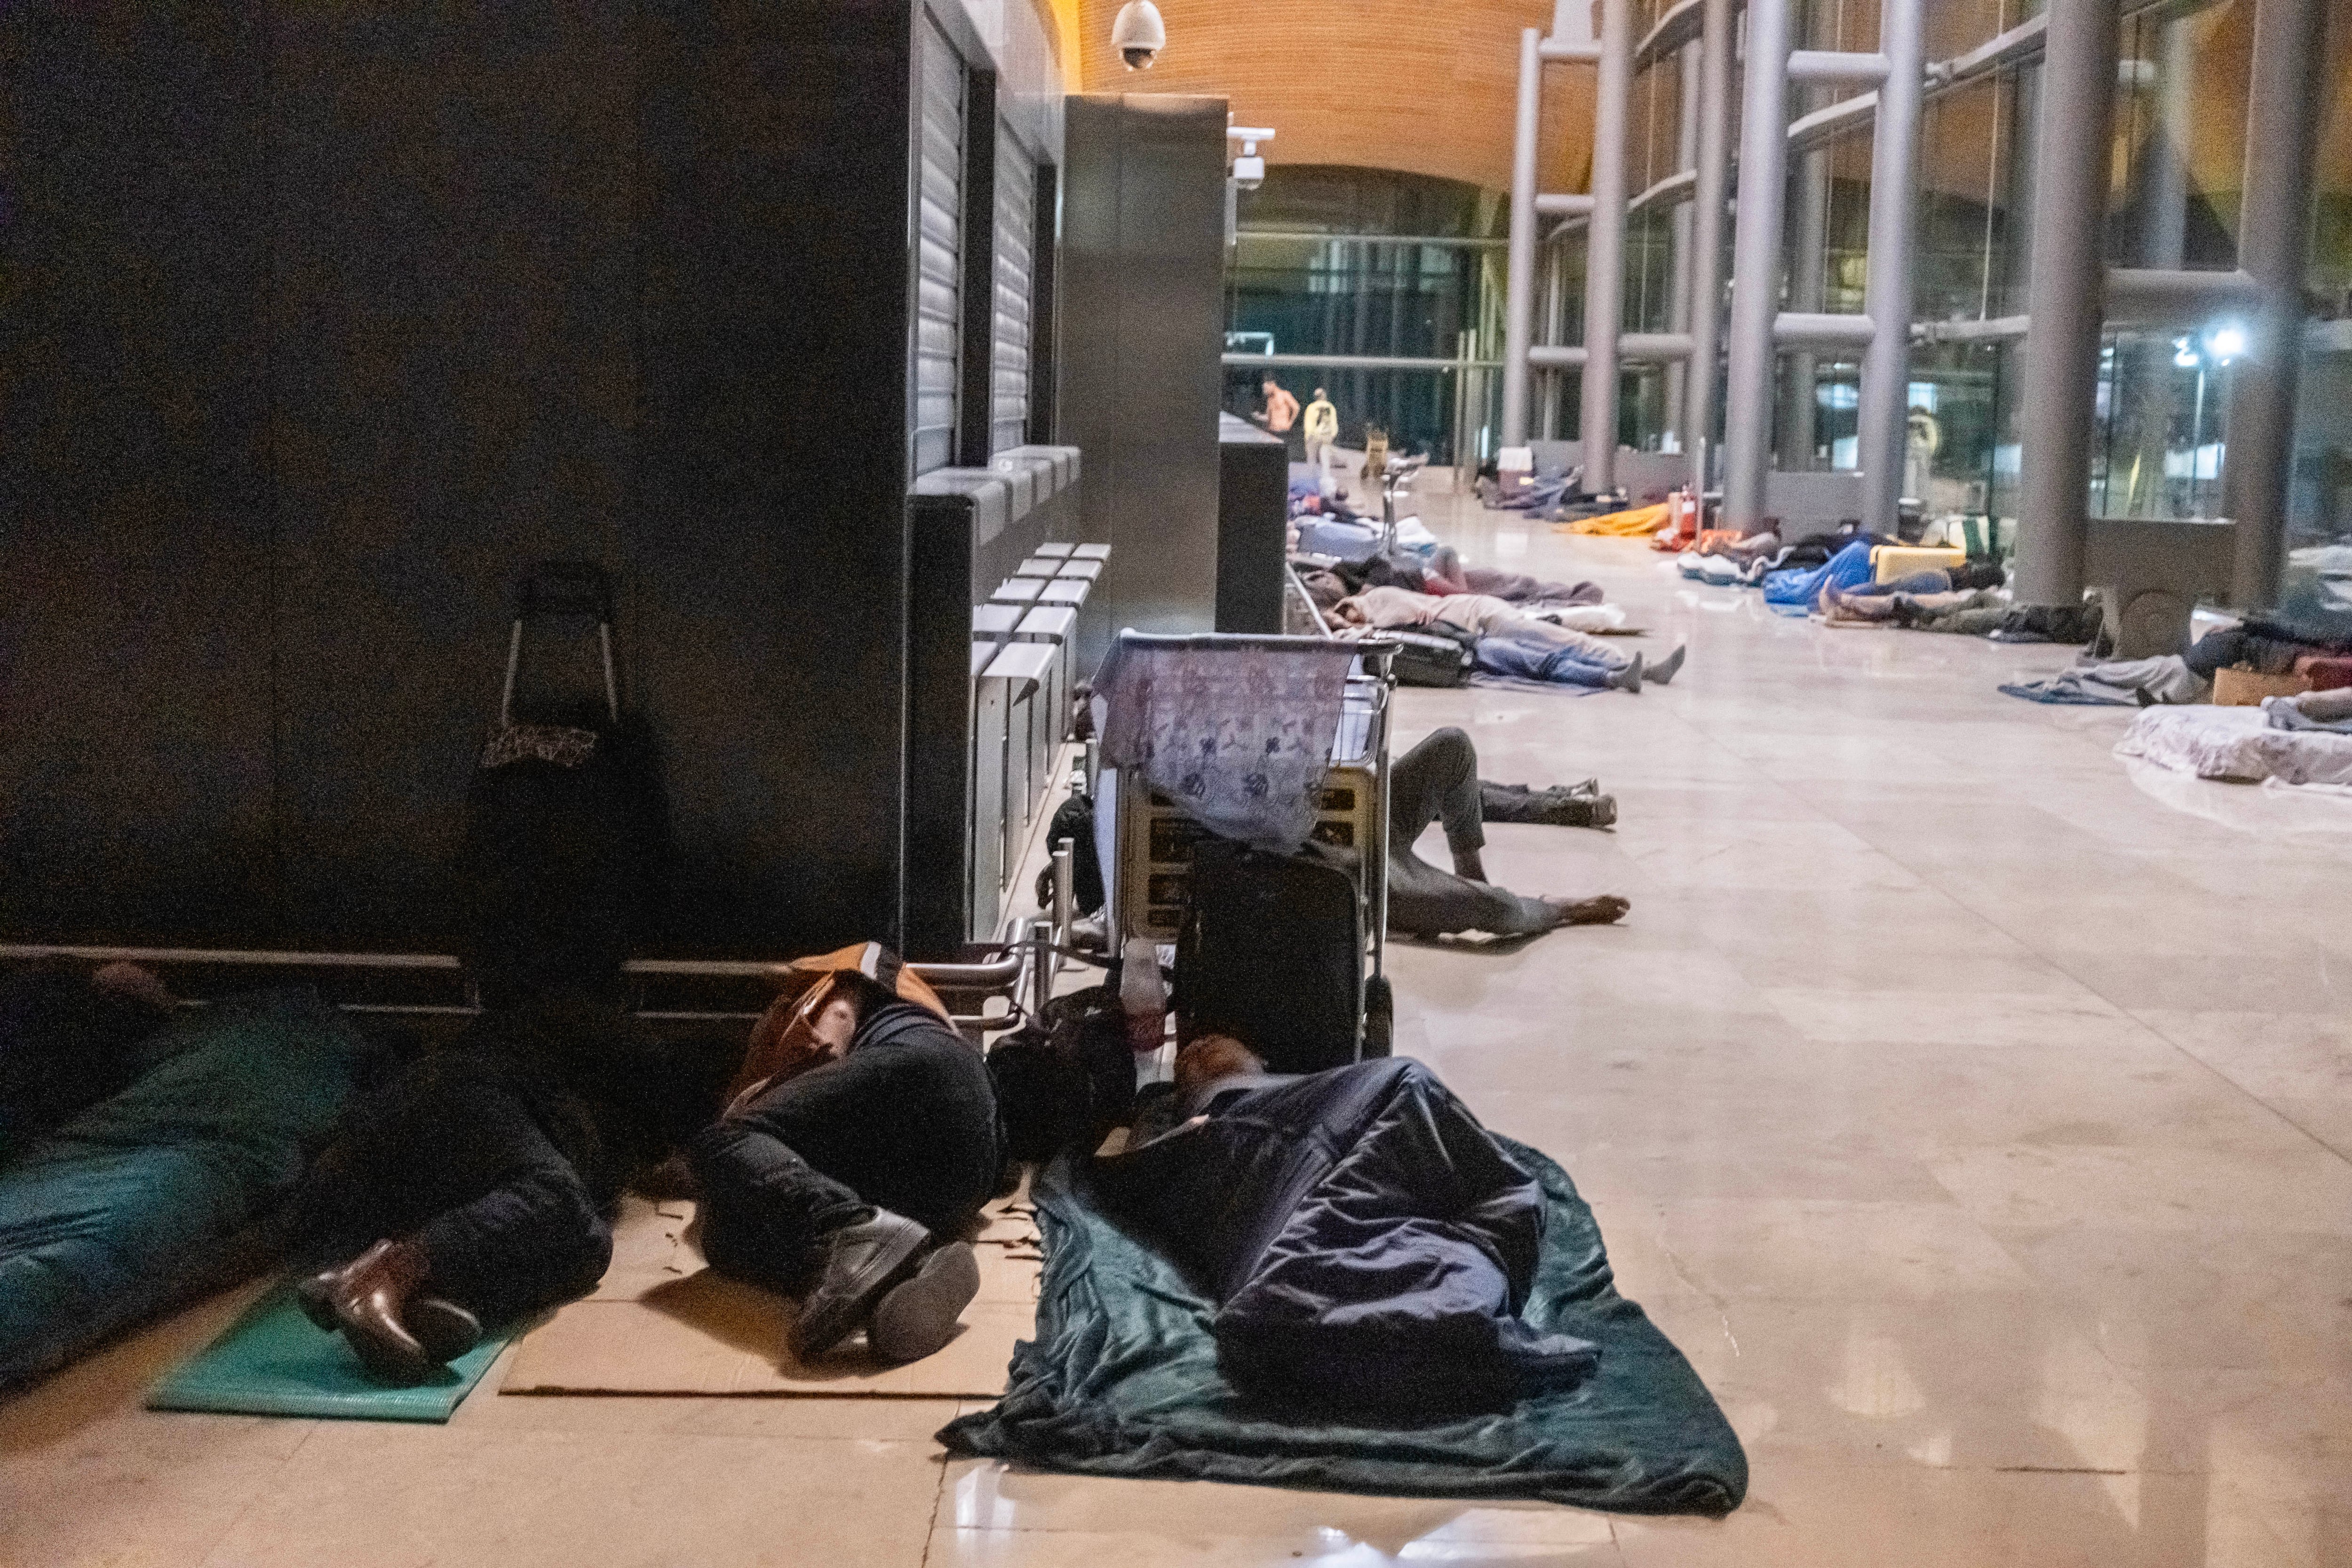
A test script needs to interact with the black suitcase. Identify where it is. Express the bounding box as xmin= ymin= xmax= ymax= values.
xmin=1385 ymin=626 xmax=1475 ymax=687
xmin=456 ymin=563 xmax=668 ymax=1009
xmin=1175 ymin=840 xmax=1361 ymax=1073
